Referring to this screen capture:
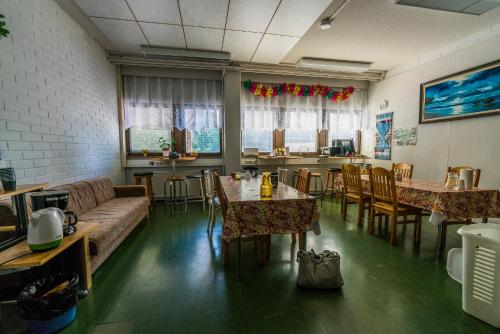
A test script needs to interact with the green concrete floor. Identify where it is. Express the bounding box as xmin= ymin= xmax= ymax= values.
xmin=61 ymin=199 xmax=497 ymax=334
